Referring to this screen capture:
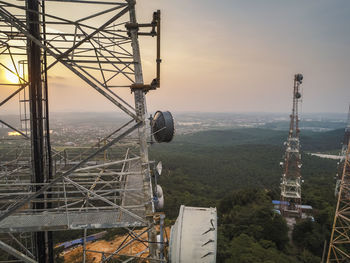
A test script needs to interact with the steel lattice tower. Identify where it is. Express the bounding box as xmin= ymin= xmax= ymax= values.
xmin=327 ymin=141 xmax=350 ymax=262
xmin=0 ymin=0 xmax=164 ymax=262
xmin=335 ymin=105 xmax=350 ymax=196
xmin=280 ymin=74 xmax=303 ymax=217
